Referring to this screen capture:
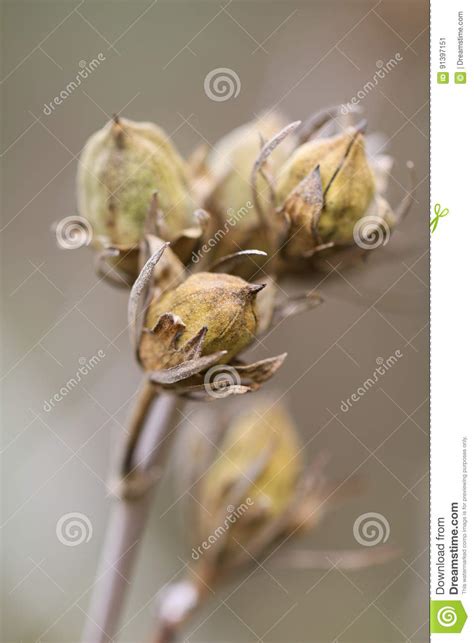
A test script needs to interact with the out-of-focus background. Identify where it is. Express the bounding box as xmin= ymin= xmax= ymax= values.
xmin=1 ymin=1 xmax=429 ymax=641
